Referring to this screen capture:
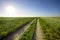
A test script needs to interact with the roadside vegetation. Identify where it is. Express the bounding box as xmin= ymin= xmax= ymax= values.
xmin=39 ymin=17 xmax=60 ymax=40
xmin=0 ymin=17 xmax=34 ymax=39
xmin=19 ymin=19 xmax=37 ymax=40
